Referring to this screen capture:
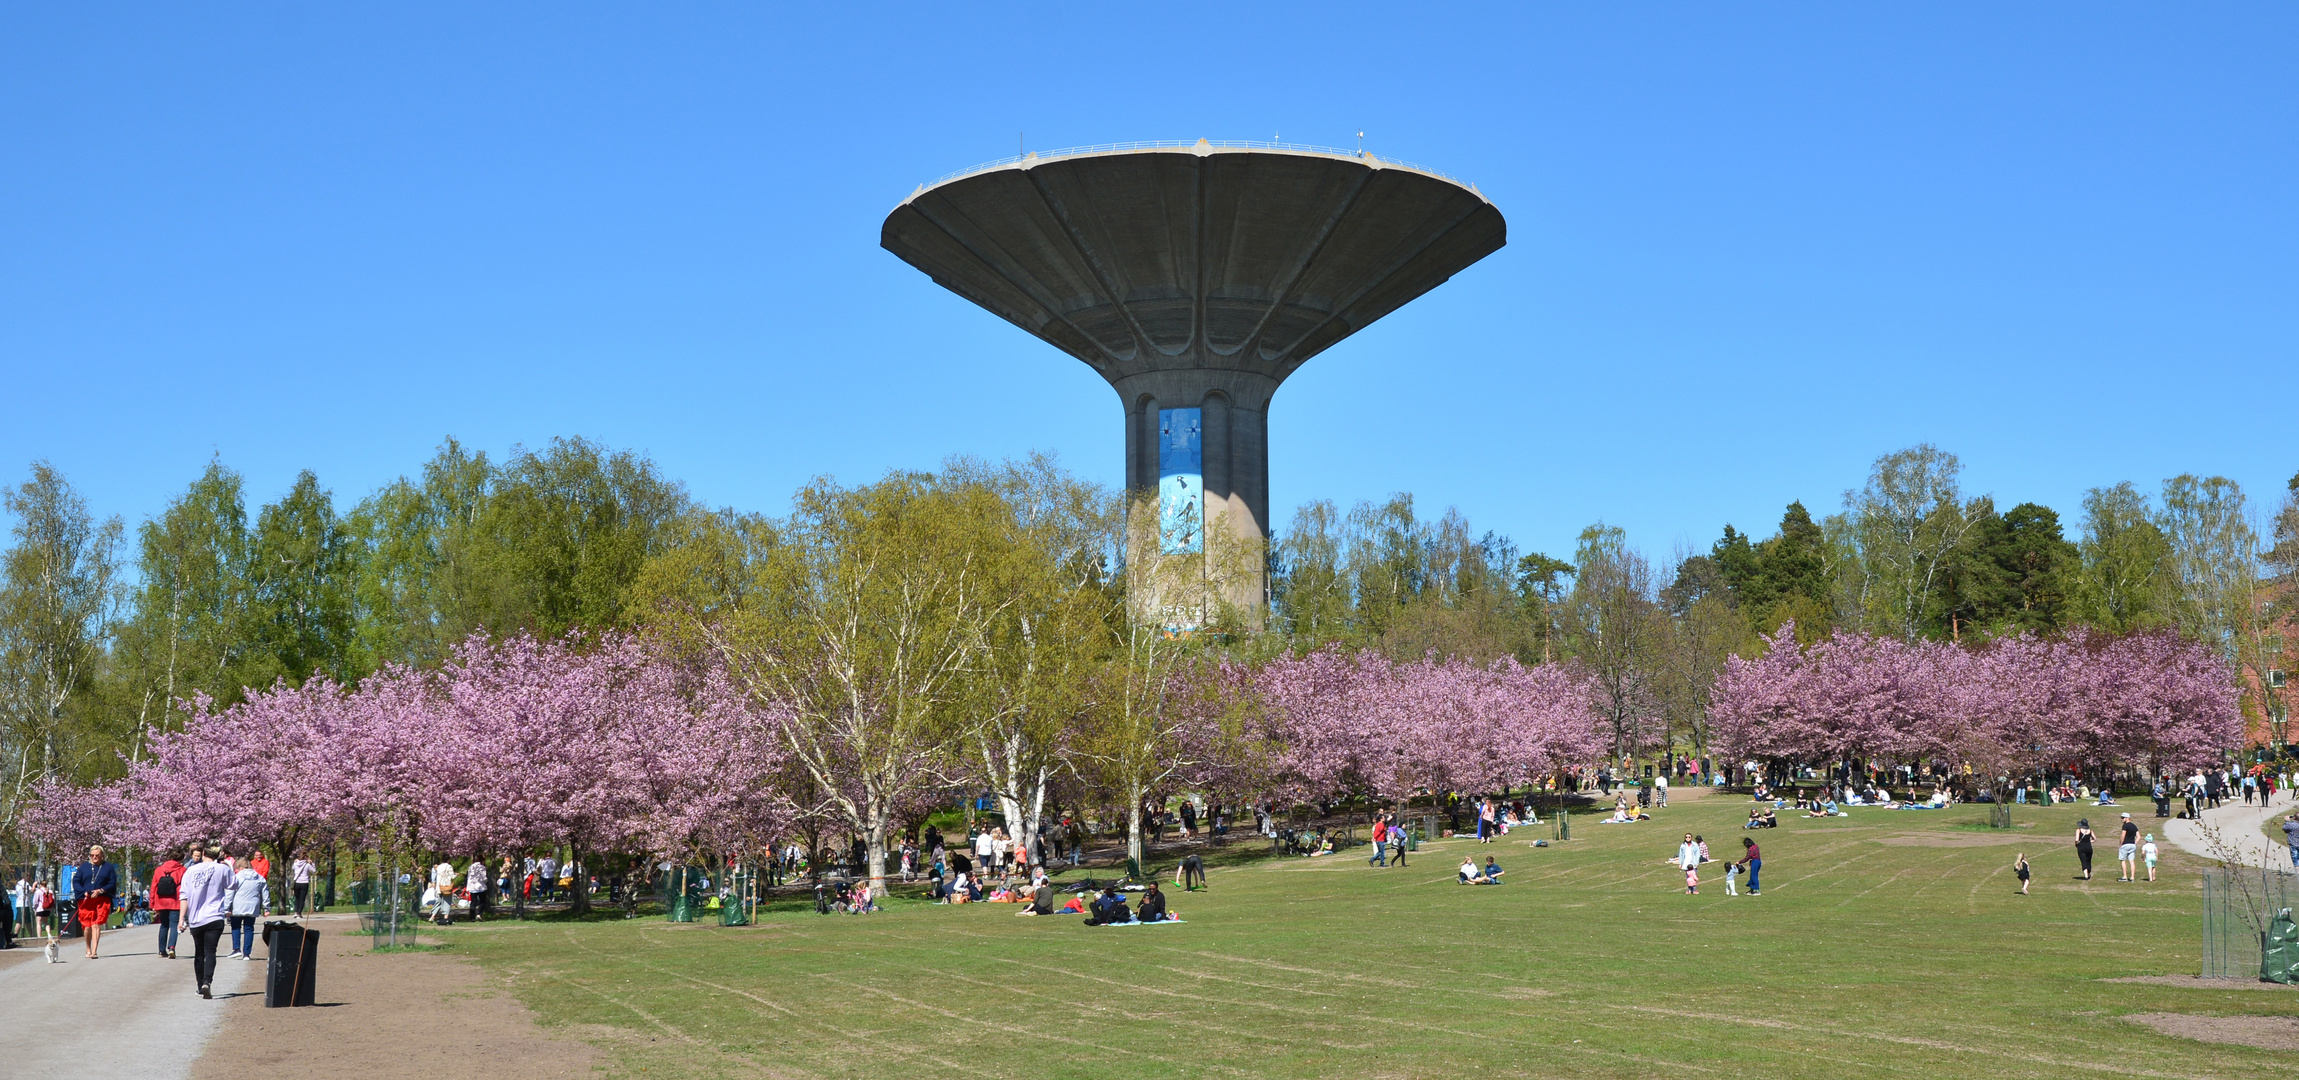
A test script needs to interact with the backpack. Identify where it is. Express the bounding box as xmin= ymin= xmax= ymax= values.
xmin=155 ymin=873 xmax=178 ymax=900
